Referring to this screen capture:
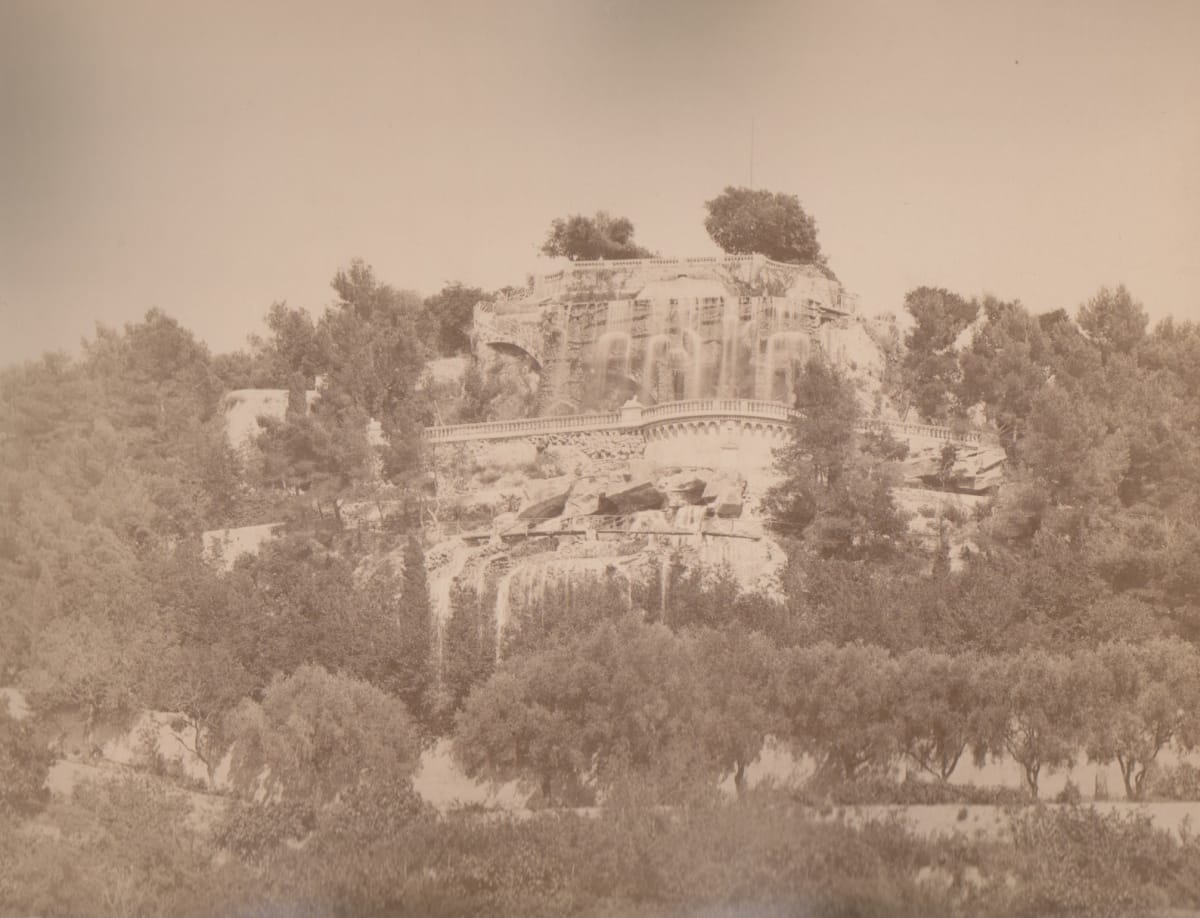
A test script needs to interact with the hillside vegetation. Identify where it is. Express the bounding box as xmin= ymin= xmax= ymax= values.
xmin=6 ymin=257 xmax=1200 ymax=914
